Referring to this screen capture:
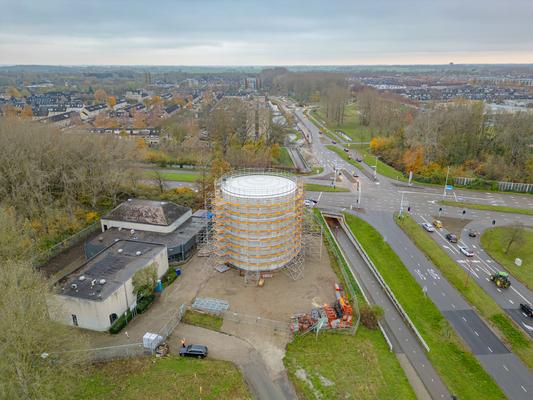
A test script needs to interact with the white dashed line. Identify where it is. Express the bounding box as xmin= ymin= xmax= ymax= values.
xmin=509 ymin=299 xmax=514 ymax=305
xmin=474 ymin=330 xmax=479 ymax=336
xmin=521 ymin=385 xmax=527 ymax=393
xmin=462 ymin=317 xmax=467 ymax=322
xmin=503 ymin=364 xmax=509 ymax=372
xmin=488 ymin=346 xmax=493 ymax=353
